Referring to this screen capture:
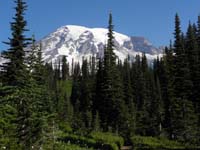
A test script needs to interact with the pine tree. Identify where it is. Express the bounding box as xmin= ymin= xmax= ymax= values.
xmin=0 ymin=85 xmax=18 ymax=149
xmin=61 ymin=56 xmax=69 ymax=80
xmin=71 ymin=63 xmax=81 ymax=110
xmin=26 ymin=35 xmax=37 ymax=71
xmin=62 ymin=92 xmax=74 ymax=122
xmin=171 ymin=14 xmax=197 ymax=141
xmin=90 ymin=55 xmax=96 ymax=77
xmin=93 ymin=111 xmax=101 ymax=132
xmin=149 ymin=71 xmax=164 ymax=136
xmin=1 ymin=0 xmax=31 ymax=87
xmin=0 ymin=0 xmax=33 ymax=149
xmin=185 ymin=23 xmax=200 ymax=106
xmin=122 ymin=57 xmax=136 ymax=139
xmin=135 ymin=54 xmax=150 ymax=136
xmin=80 ymin=59 xmax=91 ymax=111
xmin=30 ymin=42 xmax=56 ymax=148
xmin=173 ymin=14 xmax=192 ymax=99
xmin=197 ymin=15 xmax=200 ymax=47
xmin=160 ymin=46 xmax=174 ymax=138
xmin=100 ymin=13 xmax=125 ymax=133
xmin=57 ymin=80 xmax=73 ymax=122
xmin=123 ymin=58 xmax=133 ymax=106
xmin=94 ymin=58 xmax=104 ymax=122
xmin=79 ymin=59 xmax=93 ymax=129
xmin=196 ymin=15 xmax=200 ymax=143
